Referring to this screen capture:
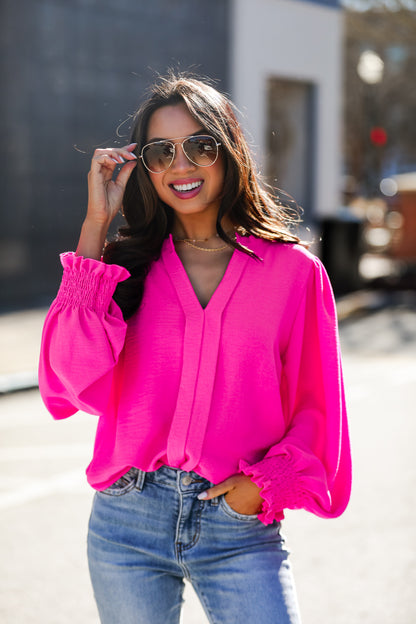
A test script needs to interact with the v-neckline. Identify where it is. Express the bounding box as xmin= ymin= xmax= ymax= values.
xmin=162 ymin=232 xmax=251 ymax=314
